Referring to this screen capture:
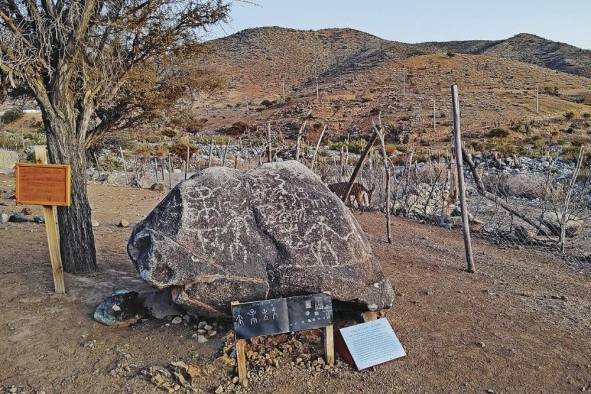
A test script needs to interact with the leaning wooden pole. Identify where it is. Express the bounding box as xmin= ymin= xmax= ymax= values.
xmin=343 ymin=129 xmax=379 ymax=204
xmin=451 ymin=84 xmax=475 ymax=273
